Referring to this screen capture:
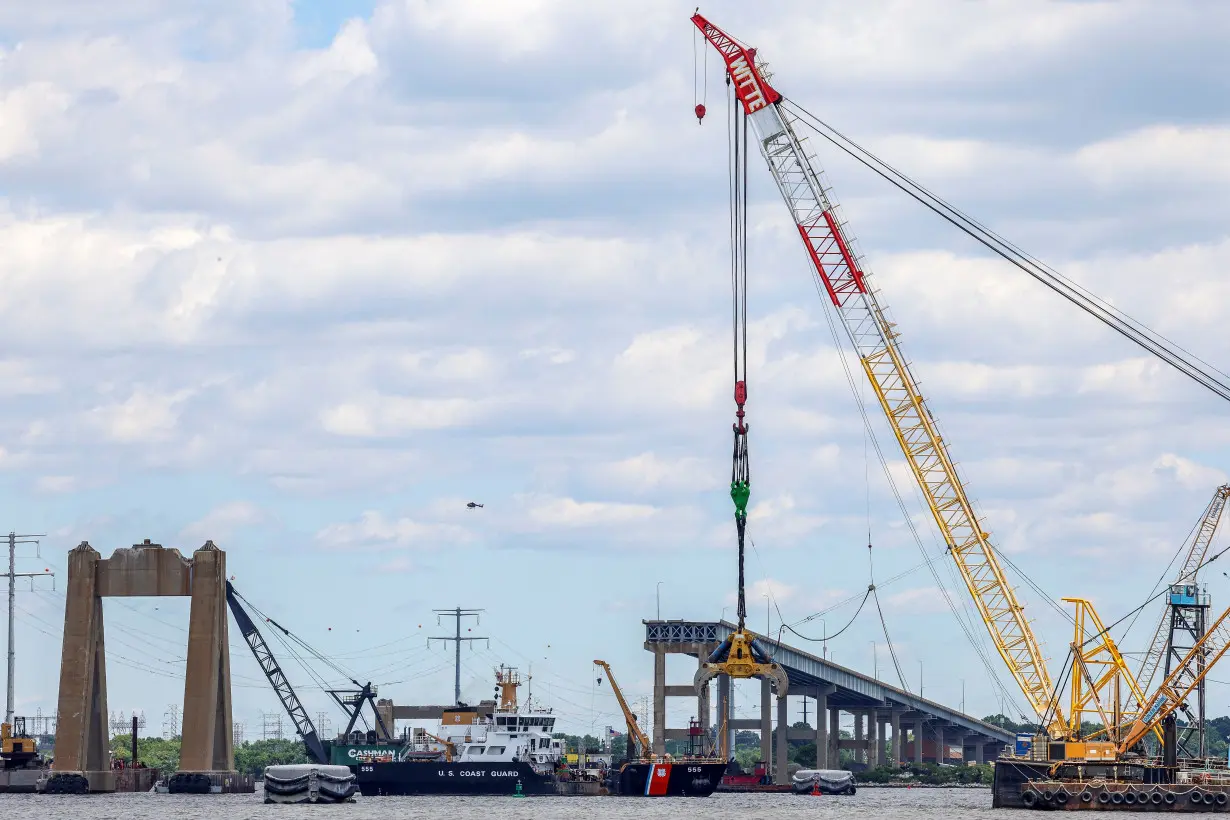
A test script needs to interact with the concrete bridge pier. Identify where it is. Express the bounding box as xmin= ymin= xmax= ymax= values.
xmin=49 ymin=540 xmax=238 ymax=794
